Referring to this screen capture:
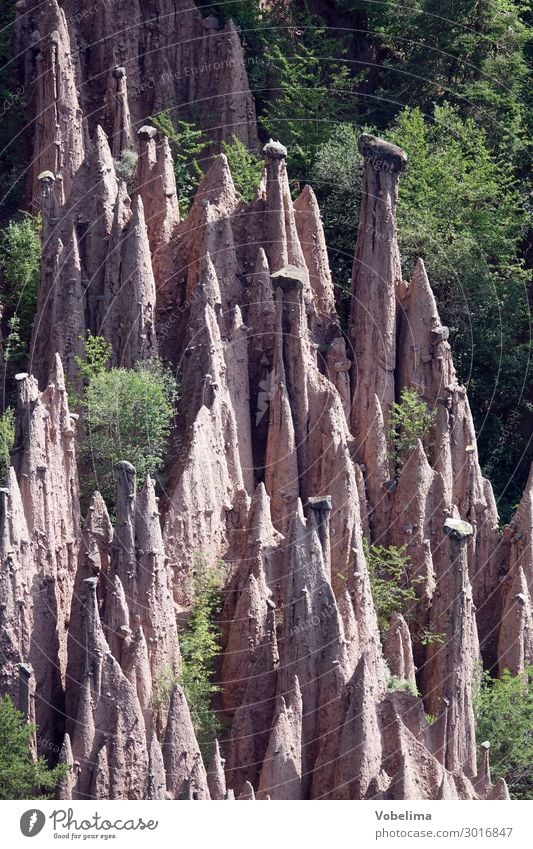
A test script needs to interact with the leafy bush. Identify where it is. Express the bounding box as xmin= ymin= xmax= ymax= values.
xmin=179 ymin=556 xmax=224 ymax=760
xmin=0 ymin=407 xmax=14 ymax=484
xmin=474 ymin=667 xmax=533 ymax=799
xmin=222 ymin=134 xmax=263 ymax=201
xmin=310 ymin=123 xmax=363 ymax=302
xmin=261 ymin=38 xmax=357 ymax=182
xmin=0 ymin=694 xmax=68 ymax=800
xmin=386 ymin=673 xmax=418 ymax=698
xmin=389 ymin=387 xmax=436 ymax=469
xmin=387 ymin=105 xmax=530 ymax=516
xmin=152 ymin=665 xmax=178 ymax=714
xmin=0 ymin=213 xmax=41 ymax=363
xmin=0 ymin=0 xmax=29 ymax=214
xmin=363 ymin=539 xmax=418 ymax=635
xmin=74 ymin=331 xmax=112 ymax=385
xmin=113 ymin=148 xmax=138 ymax=189
xmin=80 ymin=358 xmax=177 ymax=508
xmin=149 ymin=112 xmax=208 ymax=217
